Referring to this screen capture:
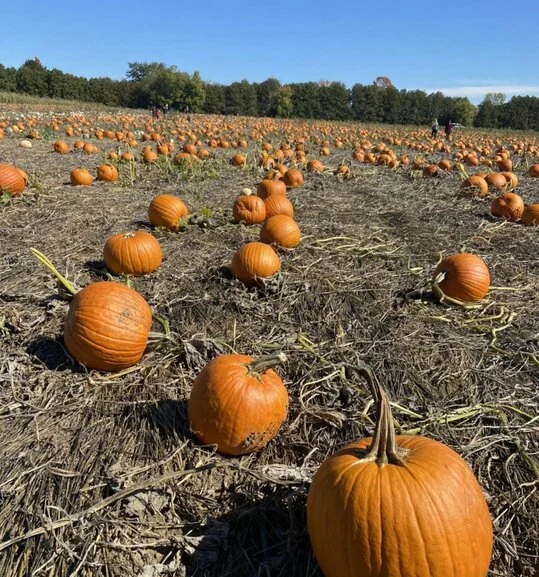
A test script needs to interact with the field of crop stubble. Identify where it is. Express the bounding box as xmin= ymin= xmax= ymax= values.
xmin=0 ymin=106 xmax=537 ymax=576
